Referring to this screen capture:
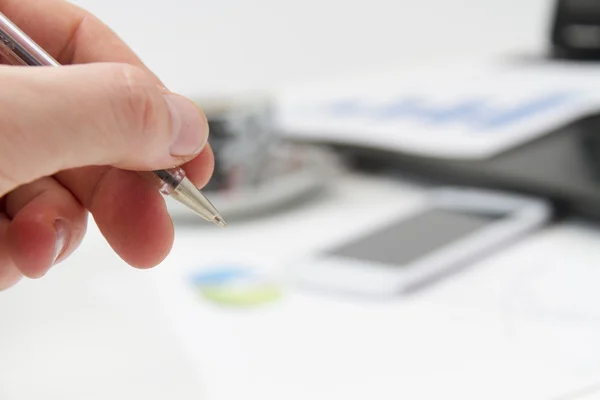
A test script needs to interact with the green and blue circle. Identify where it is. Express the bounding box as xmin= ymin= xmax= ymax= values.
xmin=189 ymin=266 xmax=282 ymax=307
